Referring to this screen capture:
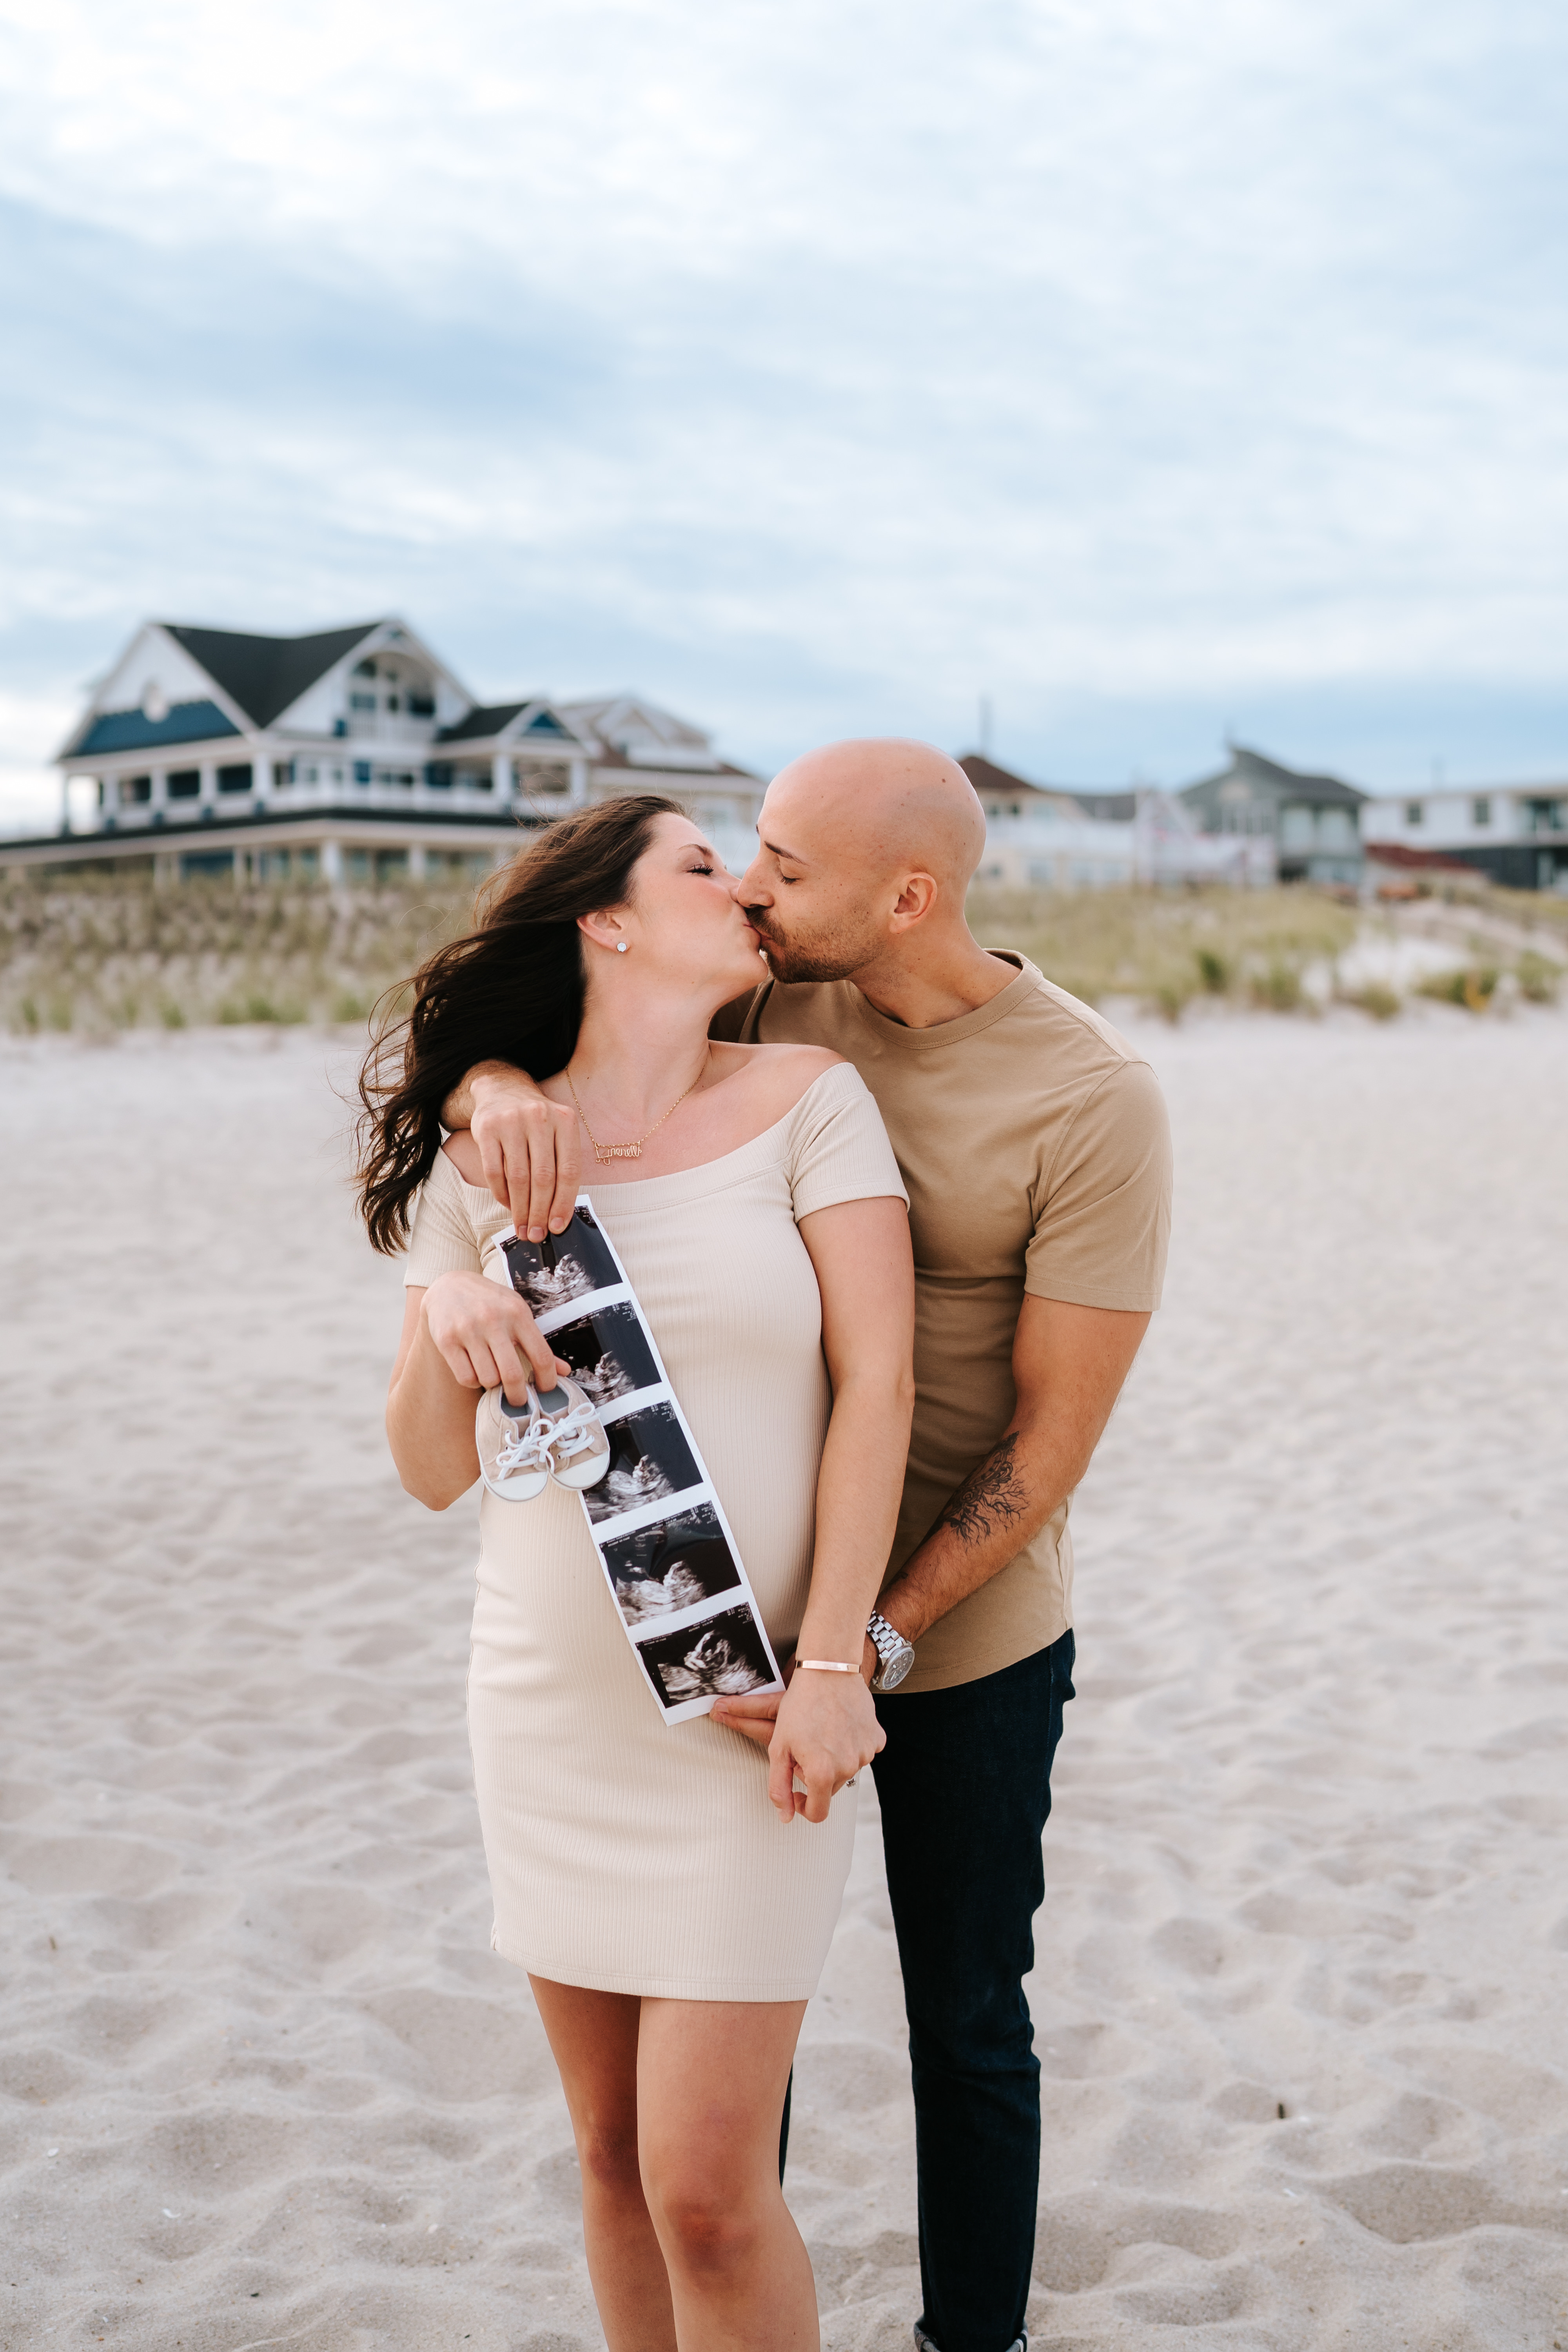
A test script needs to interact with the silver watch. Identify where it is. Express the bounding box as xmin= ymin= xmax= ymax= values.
xmin=867 ymin=1610 xmax=915 ymax=1693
